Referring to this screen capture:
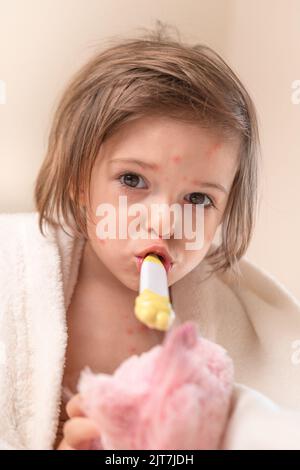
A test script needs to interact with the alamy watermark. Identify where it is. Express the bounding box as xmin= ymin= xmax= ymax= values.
xmin=0 ymin=80 xmax=6 ymax=105
xmin=0 ymin=342 xmax=6 ymax=366
xmin=95 ymin=195 xmax=205 ymax=250
xmin=291 ymin=80 xmax=300 ymax=105
xmin=291 ymin=339 xmax=300 ymax=365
